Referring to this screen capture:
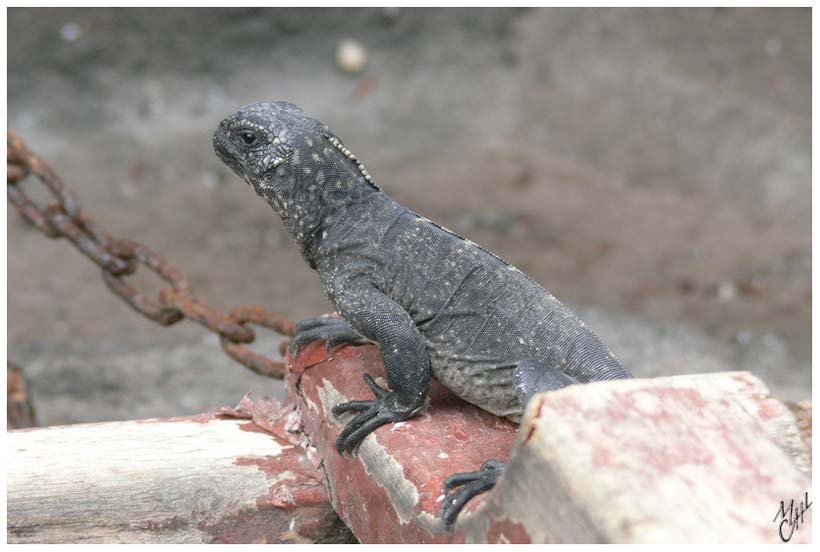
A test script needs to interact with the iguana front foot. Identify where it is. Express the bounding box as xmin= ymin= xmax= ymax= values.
xmin=289 ymin=315 xmax=369 ymax=356
xmin=332 ymin=373 xmax=420 ymax=454
xmin=441 ymin=459 xmax=505 ymax=531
